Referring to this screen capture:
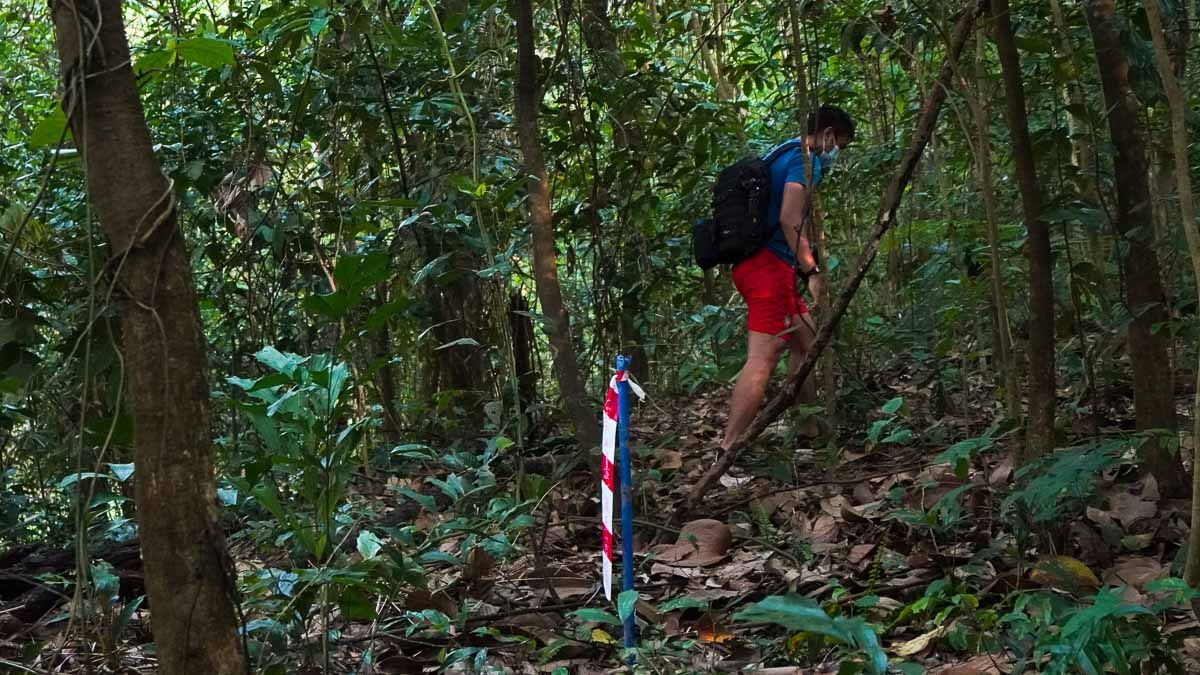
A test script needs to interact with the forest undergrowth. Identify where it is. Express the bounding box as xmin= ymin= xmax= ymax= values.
xmin=5 ymin=360 xmax=1200 ymax=674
